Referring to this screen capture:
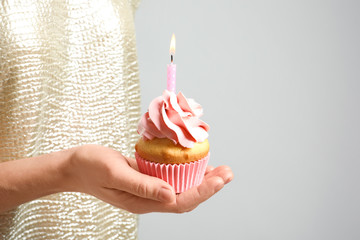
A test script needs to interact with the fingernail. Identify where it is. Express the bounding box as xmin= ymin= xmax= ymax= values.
xmin=224 ymin=173 xmax=234 ymax=184
xmin=159 ymin=187 xmax=174 ymax=203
